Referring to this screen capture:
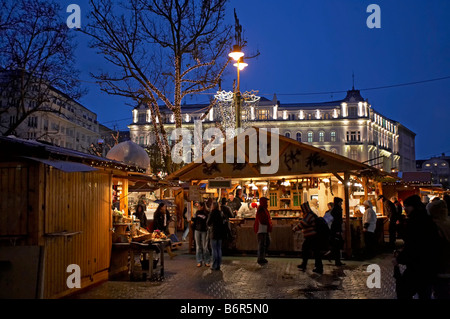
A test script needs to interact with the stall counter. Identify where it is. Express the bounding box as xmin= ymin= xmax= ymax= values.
xmin=228 ymin=217 xmax=302 ymax=253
